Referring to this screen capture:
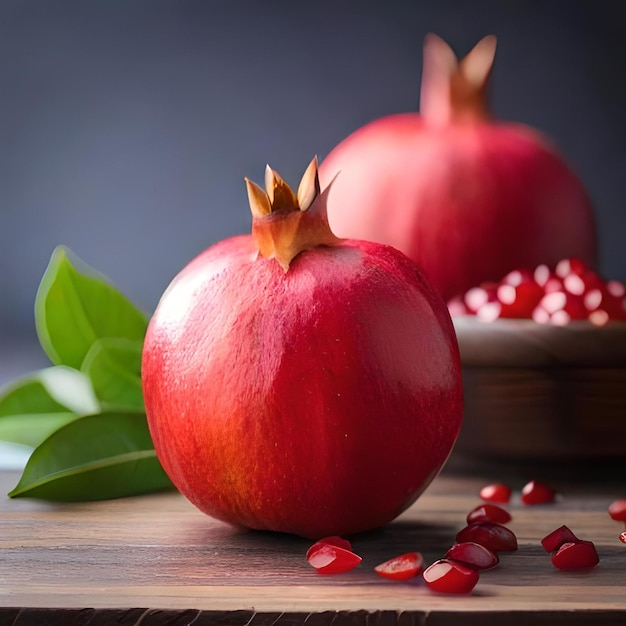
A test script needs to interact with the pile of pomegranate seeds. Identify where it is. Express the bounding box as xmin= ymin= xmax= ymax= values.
xmin=448 ymin=258 xmax=626 ymax=325
xmin=540 ymin=525 xmax=599 ymax=570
